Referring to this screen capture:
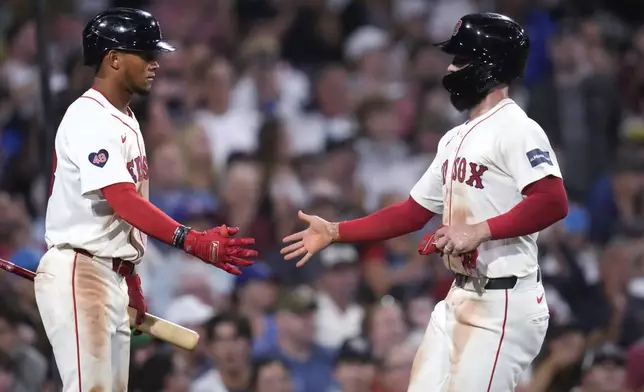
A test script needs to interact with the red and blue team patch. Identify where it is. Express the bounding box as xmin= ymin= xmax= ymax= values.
xmin=88 ymin=149 xmax=109 ymax=168
xmin=452 ymin=19 xmax=462 ymax=36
